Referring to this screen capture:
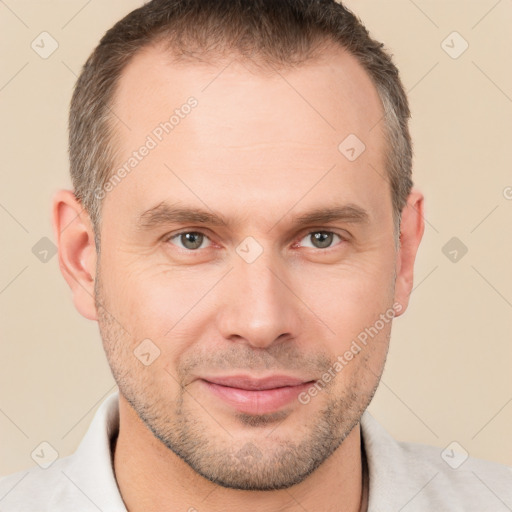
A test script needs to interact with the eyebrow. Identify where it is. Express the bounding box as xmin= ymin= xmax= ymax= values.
xmin=135 ymin=201 xmax=370 ymax=232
